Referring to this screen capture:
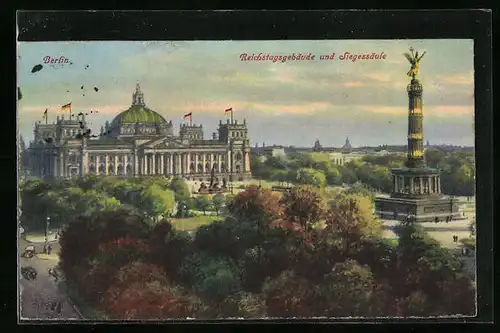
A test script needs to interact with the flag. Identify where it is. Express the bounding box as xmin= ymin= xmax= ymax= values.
xmin=183 ymin=112 xmax=192 ymax=119
xmin=225 ymin=108 xmax=232 ymax=113
xmin=61 ymin=102 xmax=72 ymax=112
xmin=42 ymin=109 xmax=48 ymax=120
